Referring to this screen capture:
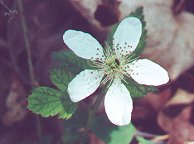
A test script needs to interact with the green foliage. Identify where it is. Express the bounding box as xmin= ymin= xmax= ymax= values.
xmin=28 ymin=7 xmax=151 ymax=144
xmin=62 ymin=112 xmax=137 ymax=144
xmin=136 ymin=136 xmax=155 ymax=144
xmin=124 ymin=79 xmax=157 ymax=98
xmin=91 ymin=114 xmax=136 ymax=144
xmin=50 ymin=68 xmax=73 ymax=92
xmin=108 ymin=124 xmax=136 ymax=144
xmin=28 ymin=68 xmax=77 ymax=119
xmin=51 ymin=50 xmax=92 ymax=75
xmin=28 ymin=86 xmax=76 ymax=119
